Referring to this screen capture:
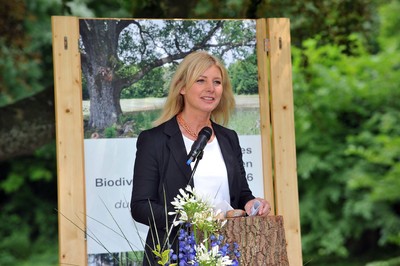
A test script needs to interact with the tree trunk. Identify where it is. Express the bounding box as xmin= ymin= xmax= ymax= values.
xmin=0 ymin=88 xmax=55 ymax=161
xmin=80 ymin=20 xmax=126 ymax=130
xmin=87 ymin=66 xmax=122 ymax=129
xmin=220 ymin=215 xmax=289 ymax=266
